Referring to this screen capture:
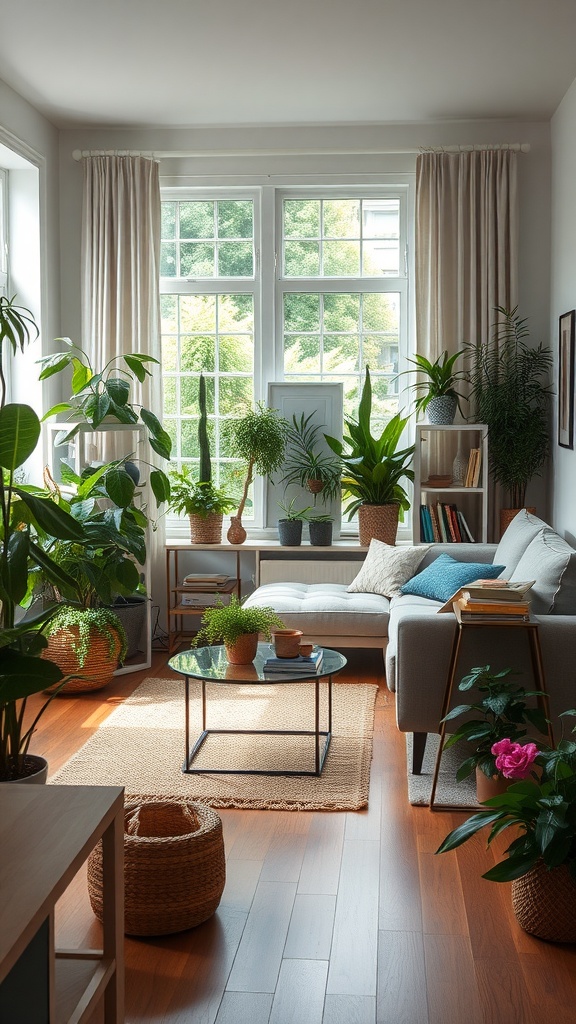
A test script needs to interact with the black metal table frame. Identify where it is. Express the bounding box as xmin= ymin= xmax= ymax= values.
xmin=182 ymin=671 xmax=334 ymax=777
